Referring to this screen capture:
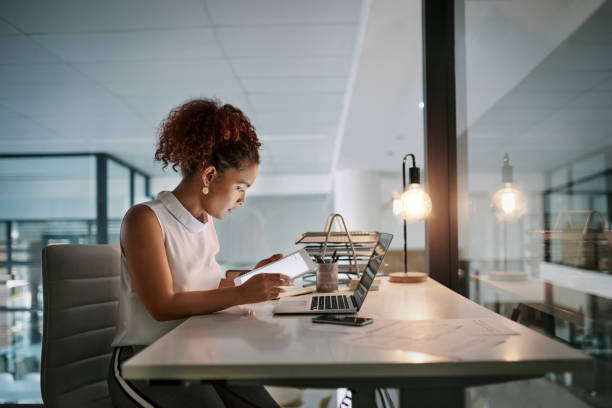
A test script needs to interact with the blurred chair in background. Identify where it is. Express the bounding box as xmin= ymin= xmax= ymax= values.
xmin=41 ymin=245 xmax=120 ymax=408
